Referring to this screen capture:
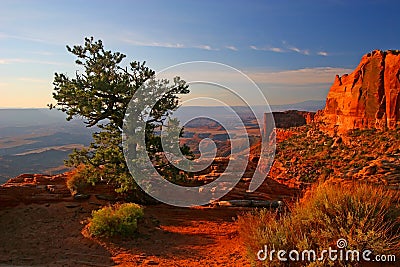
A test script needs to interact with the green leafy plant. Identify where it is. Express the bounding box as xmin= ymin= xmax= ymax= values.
xmin=66 ymin=165 xmax=93 ymax=195
xmin=88 ymin=203 xmax=144 ymax=237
